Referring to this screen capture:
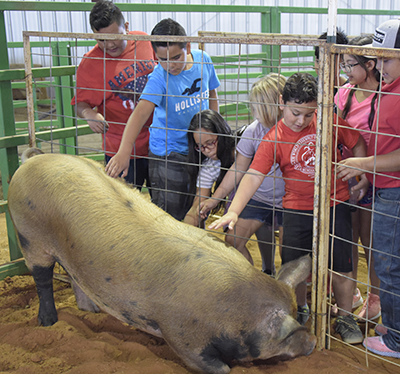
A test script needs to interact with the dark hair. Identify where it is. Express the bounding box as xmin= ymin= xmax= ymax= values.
xmin=282 ymin=73 xmax=318 ymax=104
xmin=90 ymin=0 xmax=125 ymax=31
xmin=187 ymin=110 xmax=235 ymax=213
xmin=341 ymin=35 xmax=381 ymax=129
xmin=151 ymin=18 xmax=187 ymax=51
xmin=314 ymin=27 xmax=348 ymax=59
